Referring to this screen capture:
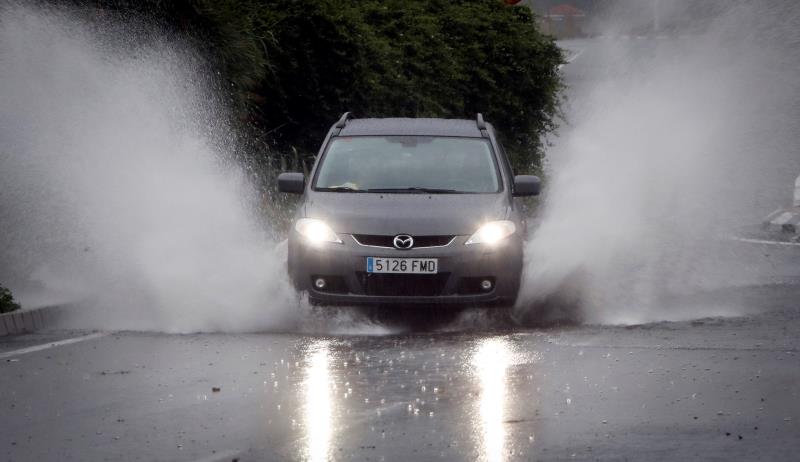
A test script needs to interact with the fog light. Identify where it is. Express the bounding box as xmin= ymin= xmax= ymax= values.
xmin=480 ymin=279 xmax=493 ymax=291
xmin=314 ymin=278 xmax=327 ymax=290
